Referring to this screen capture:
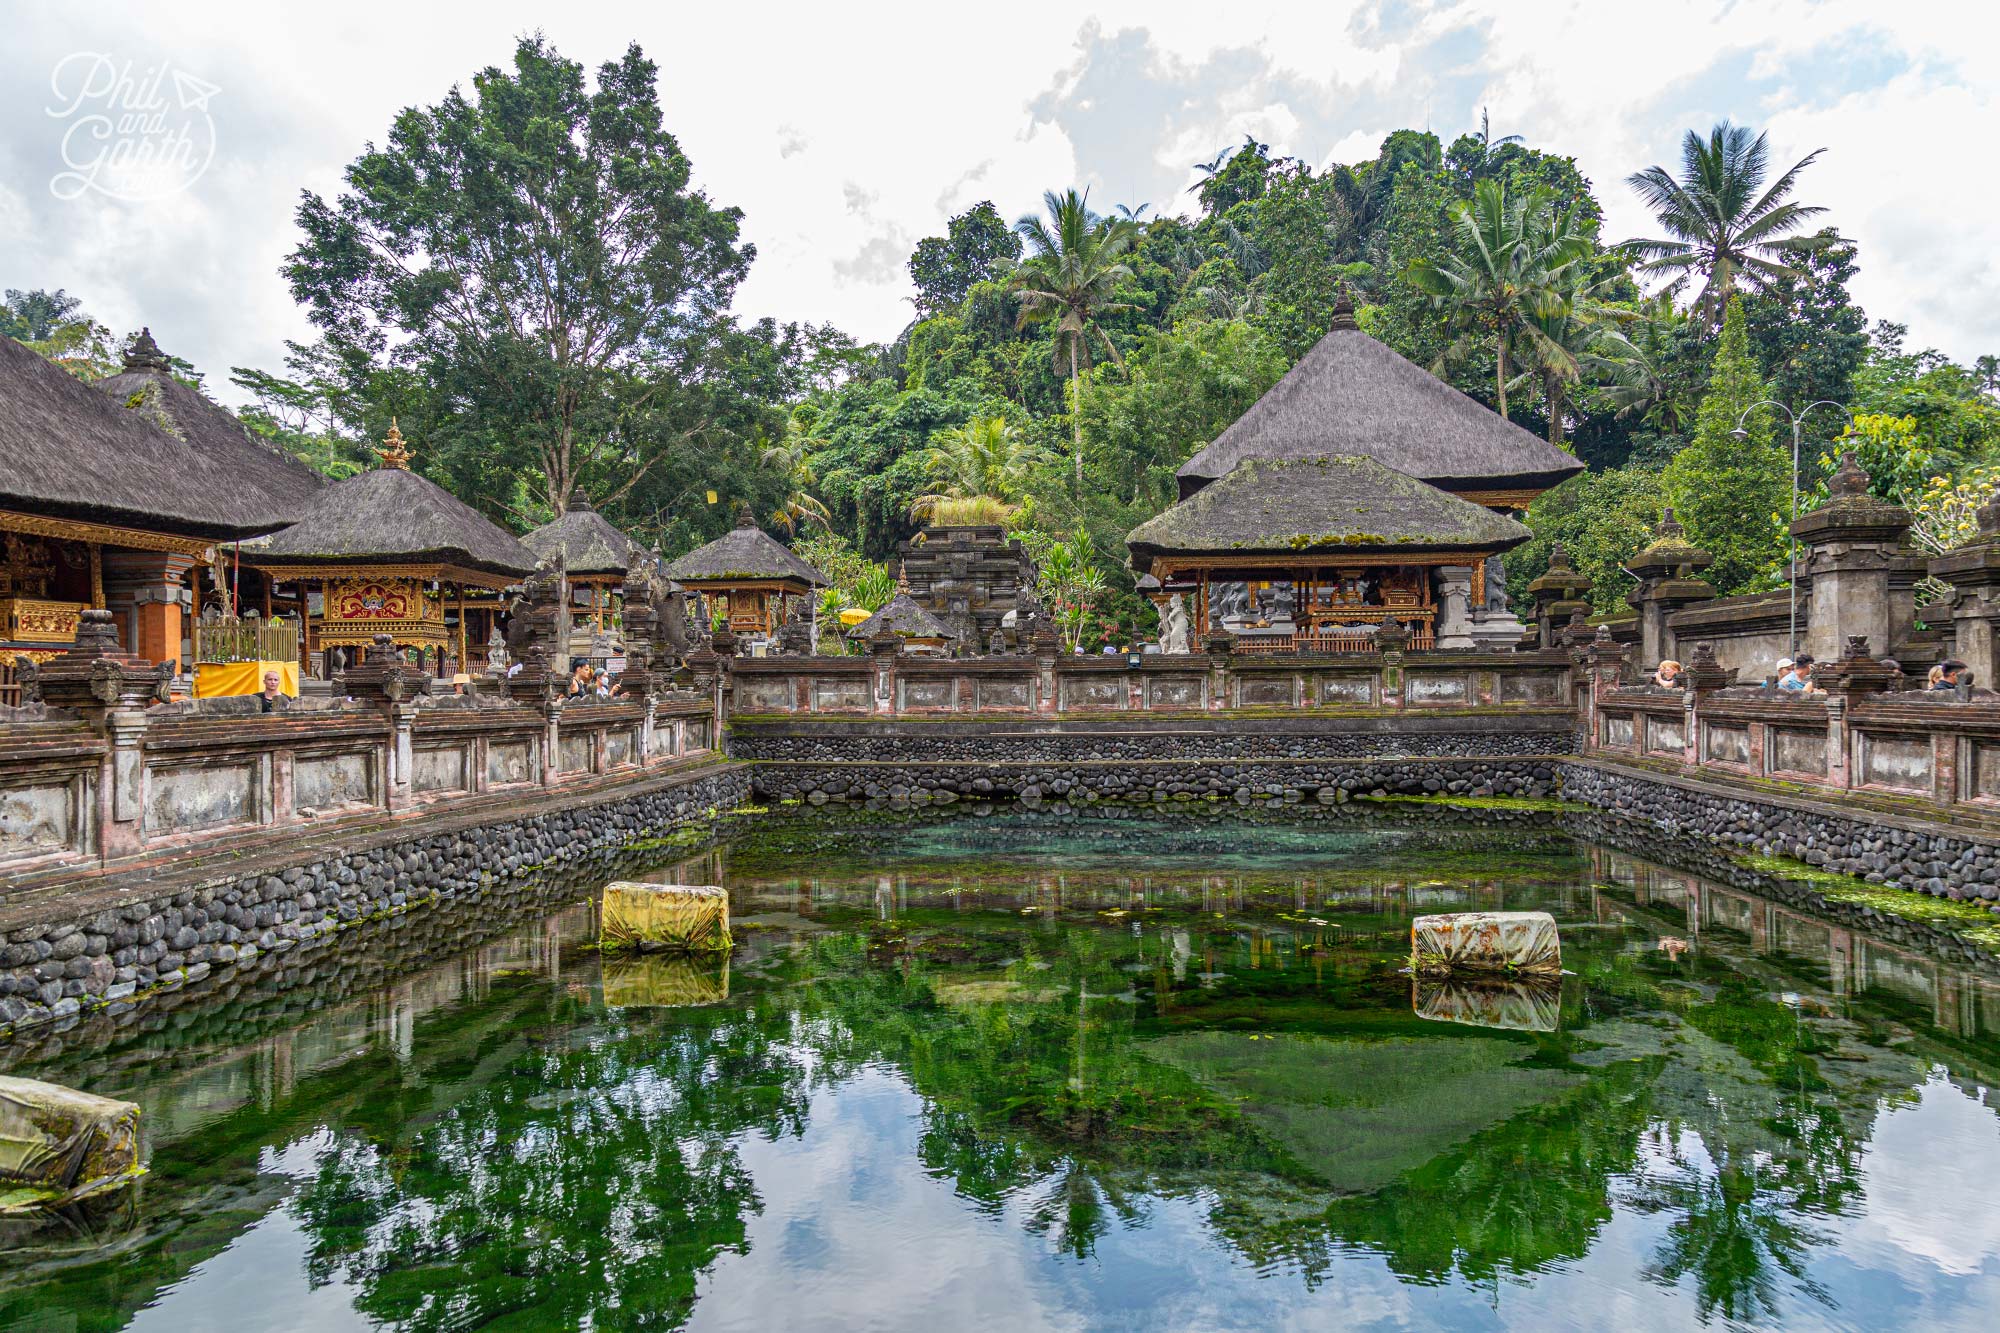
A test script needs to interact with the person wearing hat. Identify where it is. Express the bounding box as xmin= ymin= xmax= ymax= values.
xmin=1770 ymin=657 xmax=1794 ymax=688
xmin=1777 ymin=655 xmax=1820 ymax=693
